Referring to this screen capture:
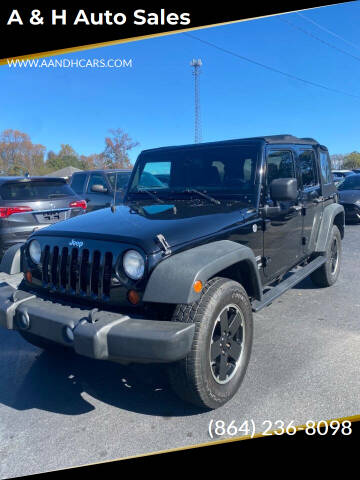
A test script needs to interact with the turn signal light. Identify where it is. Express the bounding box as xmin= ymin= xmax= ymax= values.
xmin=127 ymin=290 xmax=140 ymax=305
xmin=193 ymin=280 xmax=203 ymax=293
xmin=69 ymin=200 xmax=87 ymax=210
xmin=25 ymin=271 xmax=32 ymax=283
xmin=0 ymin=206 xmax=33 ymax=218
